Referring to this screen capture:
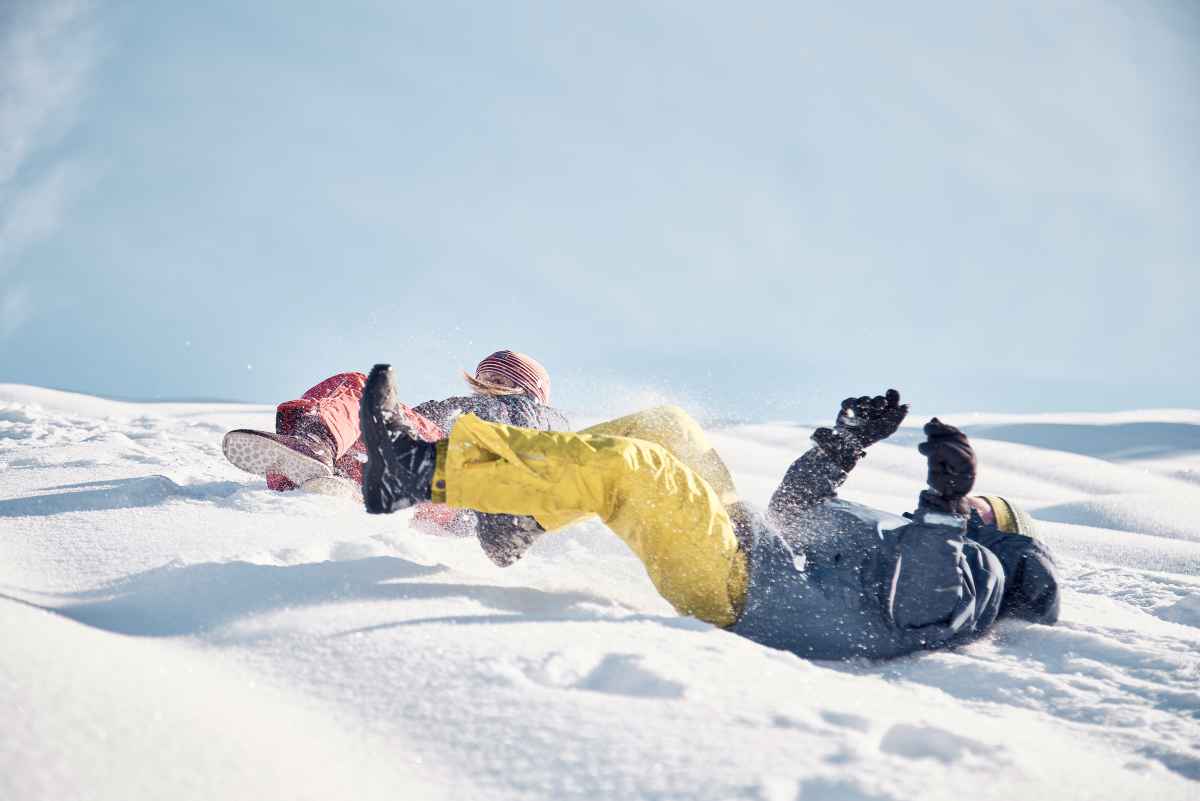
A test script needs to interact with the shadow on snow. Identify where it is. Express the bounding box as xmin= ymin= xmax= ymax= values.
xmin=2 ymin=556 xmax=650 ymax=638
xmin=0 ymin=475 xmax=242 ymax=517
